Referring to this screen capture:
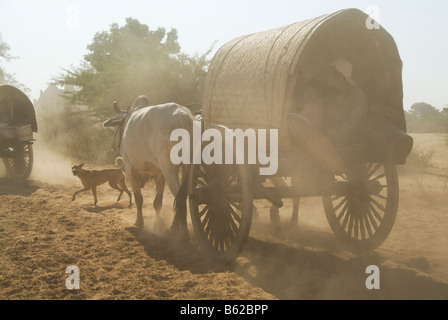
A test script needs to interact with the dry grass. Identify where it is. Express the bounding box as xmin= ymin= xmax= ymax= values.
xmin=405 ymin=147 xmax=448 ymax=203
xmin=407 ymin=147 xmax=436 ymax=168
xmin=413 ymin=175 xmax=448 ymax=203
